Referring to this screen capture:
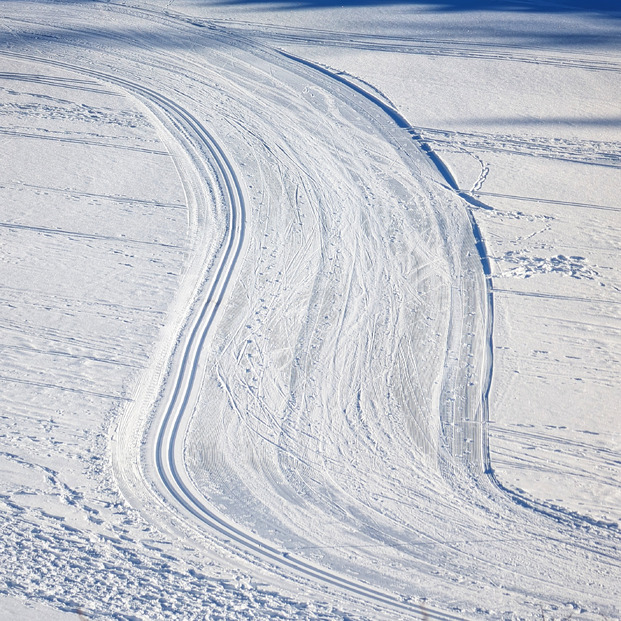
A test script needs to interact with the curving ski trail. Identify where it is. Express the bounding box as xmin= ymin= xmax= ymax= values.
xmin=0 ymin=48 xmax=451 ymax=620
xmin=1 ymin=4 xmax=620 ymax=620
